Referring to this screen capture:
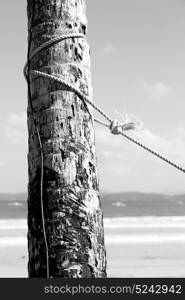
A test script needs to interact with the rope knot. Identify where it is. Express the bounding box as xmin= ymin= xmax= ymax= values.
xmin=110 ymin=120 xmax=123 ymax=135
xmin=110 ymin=119 xmax=138 ymax=135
